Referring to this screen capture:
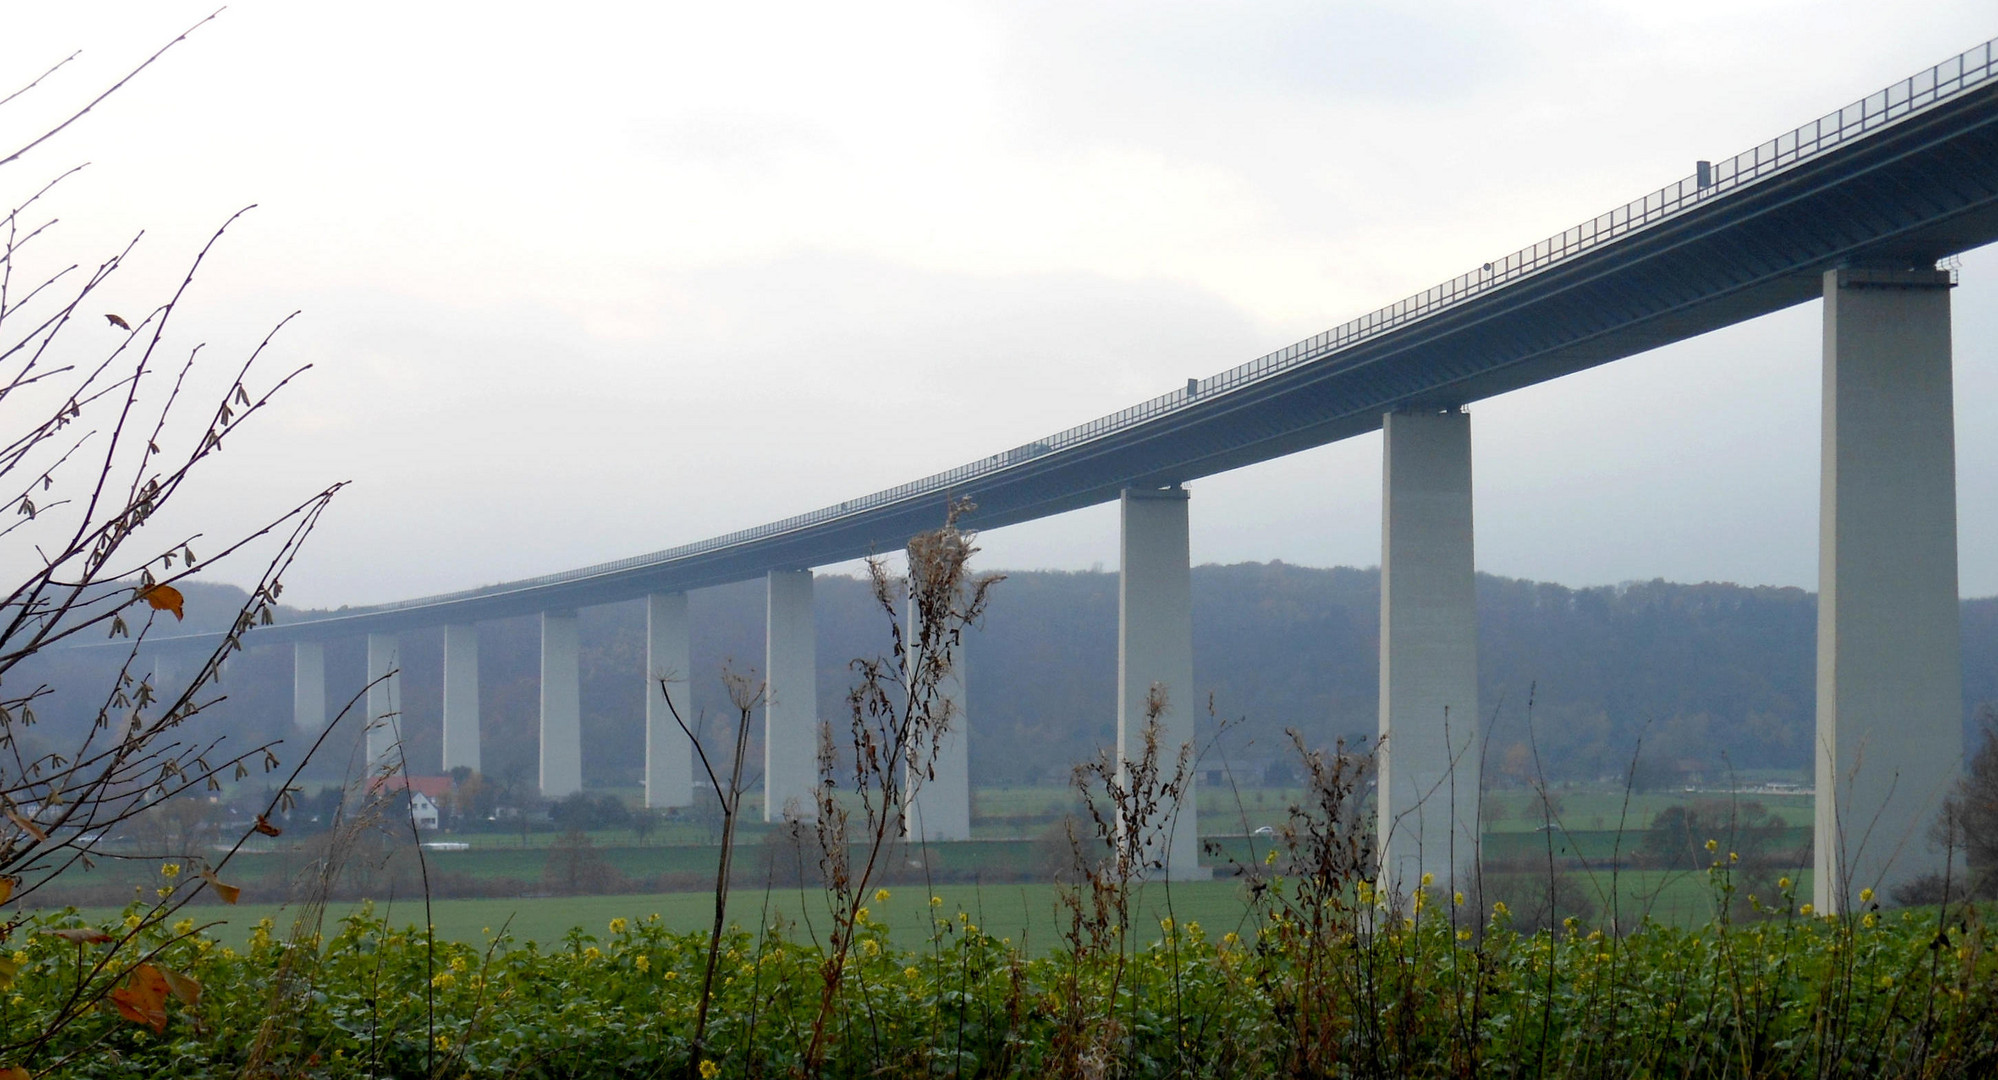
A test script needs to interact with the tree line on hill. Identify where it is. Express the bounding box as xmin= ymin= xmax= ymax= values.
xmin=19 ymin=565 xmax=1998 ymax=796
